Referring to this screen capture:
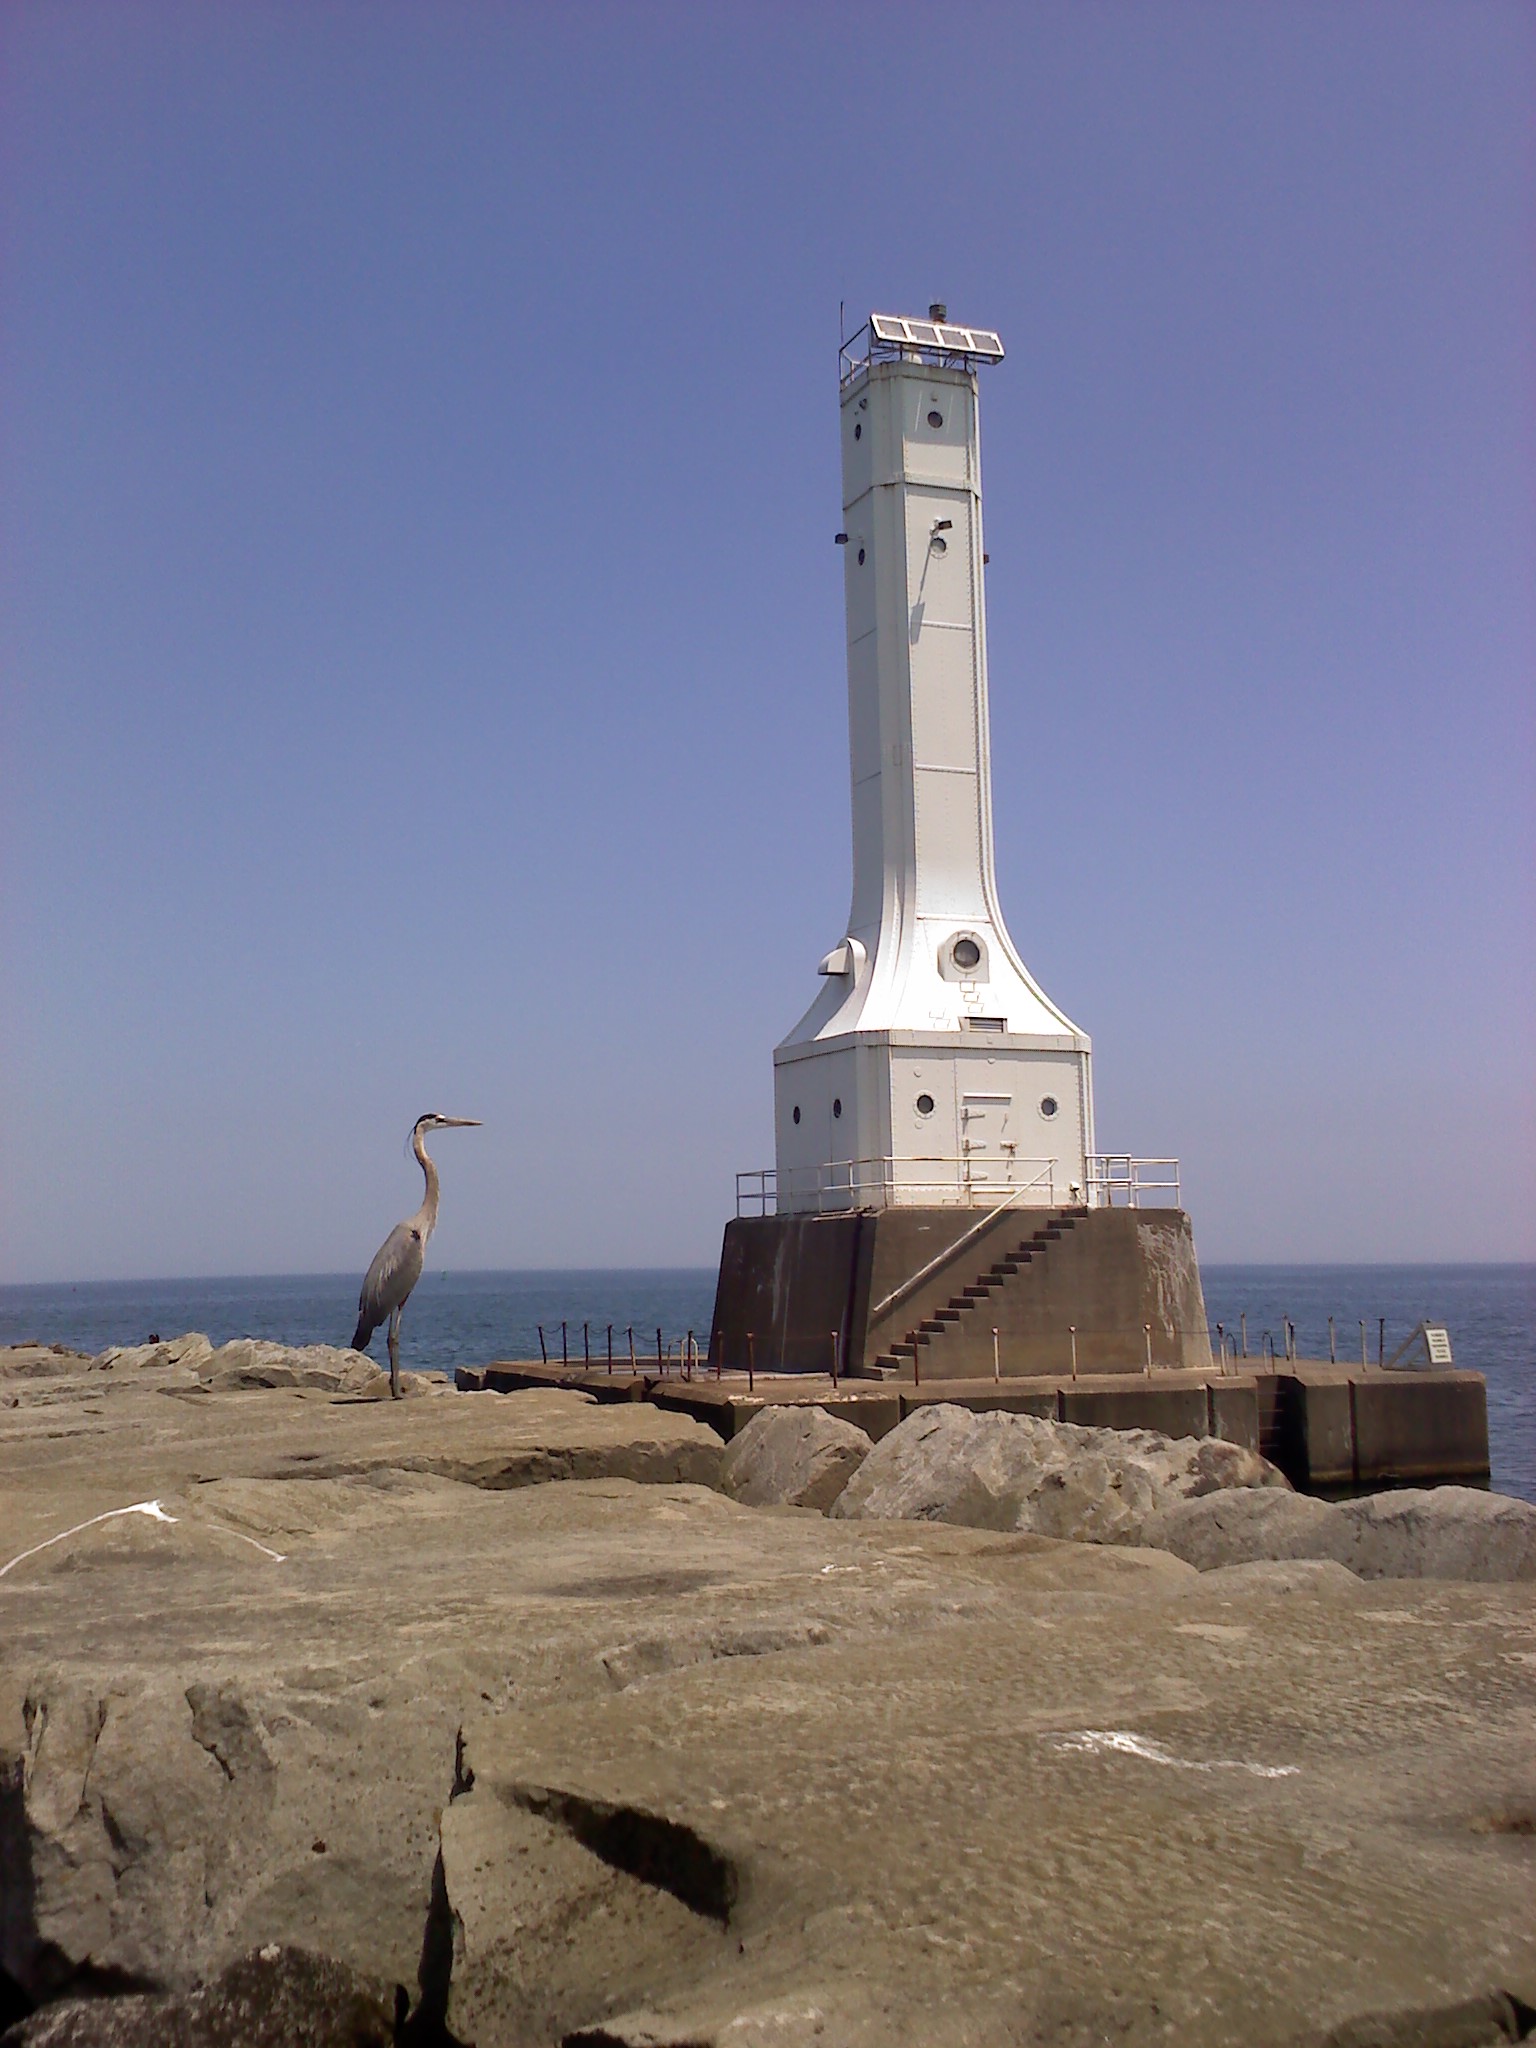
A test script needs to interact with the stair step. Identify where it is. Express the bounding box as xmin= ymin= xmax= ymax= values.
xmin=934 ymin=1309 xmax=963 ymax=1324
xmin=992 ymin=1261 xmax=1020 ymax=1276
